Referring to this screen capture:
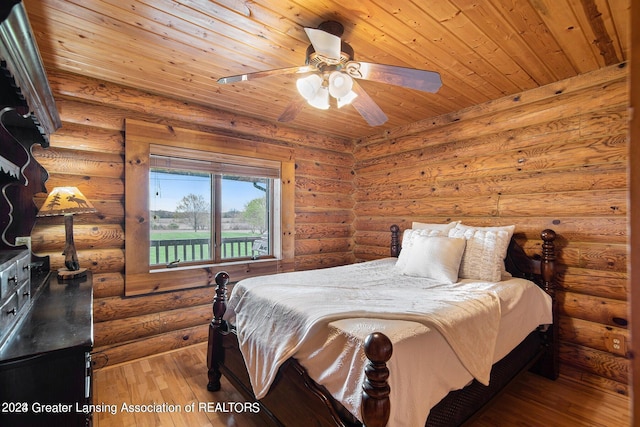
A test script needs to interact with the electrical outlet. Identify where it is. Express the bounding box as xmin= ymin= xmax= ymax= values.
xmin=604 ymin=333 xmax=627 ymax=356
xmin=15 ymin=236 xmax=31 ymax=249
